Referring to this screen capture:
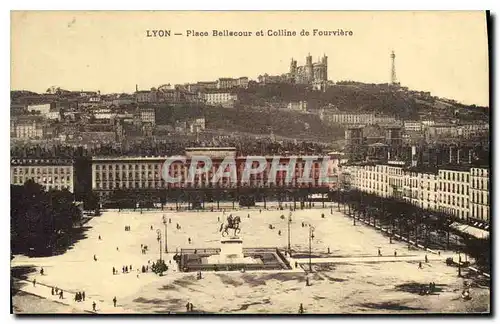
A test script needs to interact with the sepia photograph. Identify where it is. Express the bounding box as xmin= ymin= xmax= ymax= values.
xmin=10 ymin=10 xmax=491 ymax=315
